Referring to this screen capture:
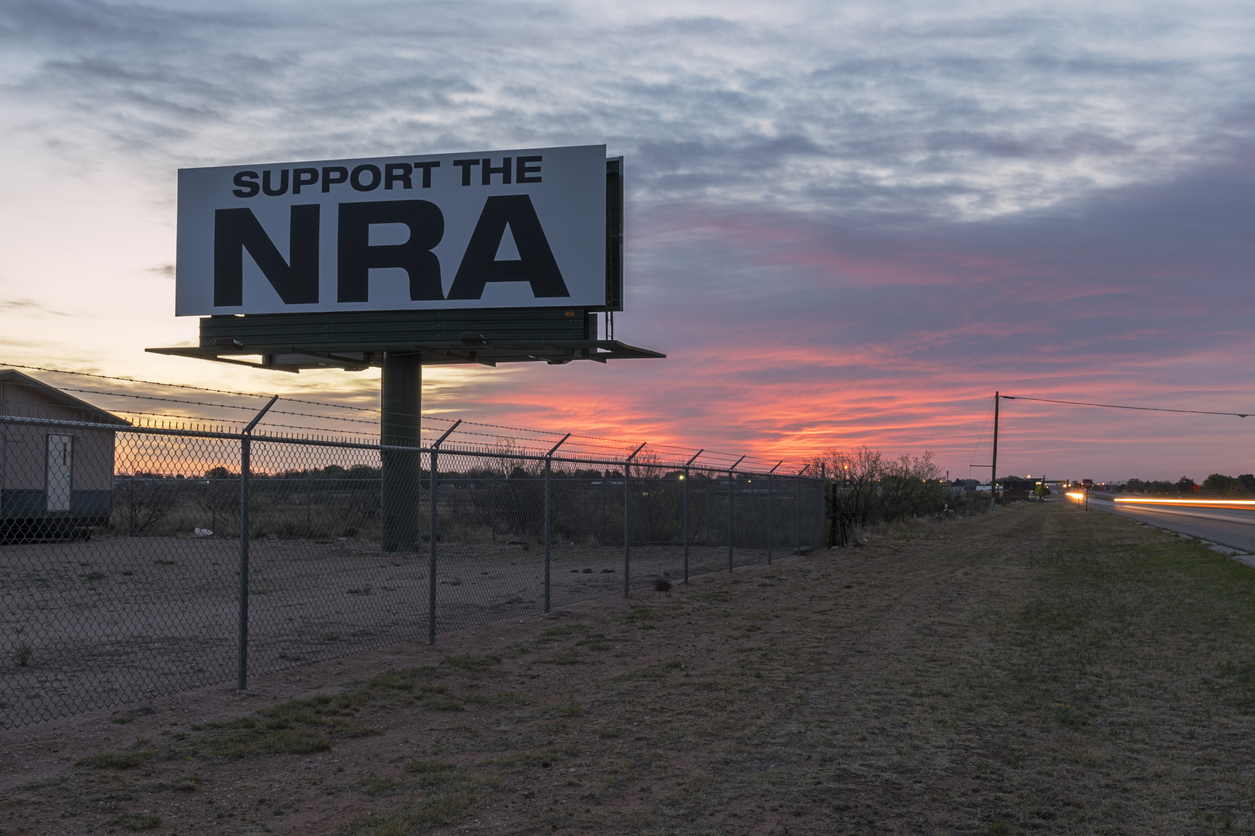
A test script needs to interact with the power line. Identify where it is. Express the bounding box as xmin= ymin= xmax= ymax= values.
xmin=1003 ymin=395 xmax=1252 ymax=418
